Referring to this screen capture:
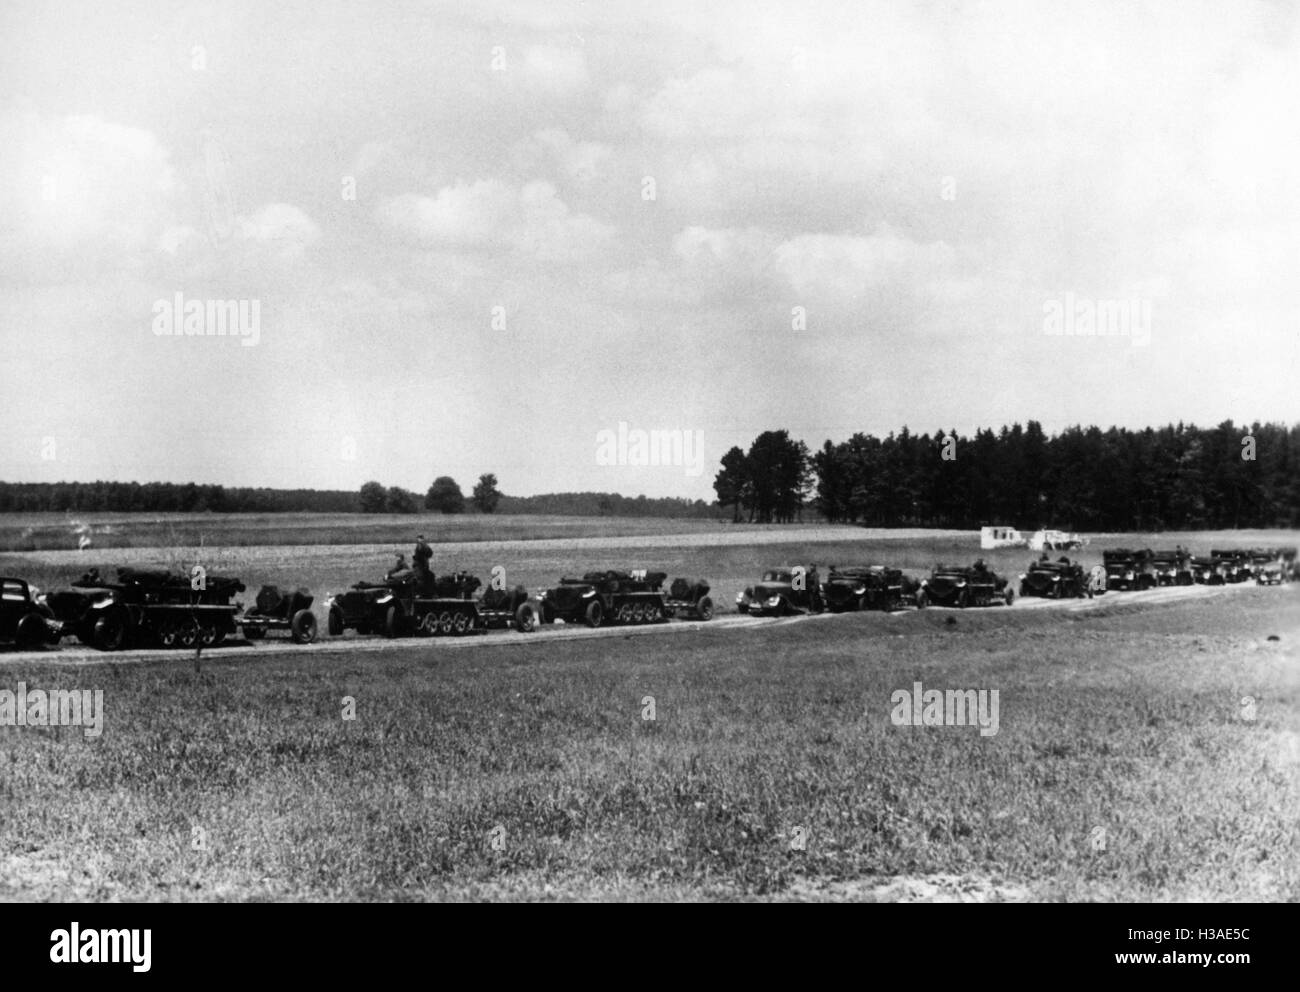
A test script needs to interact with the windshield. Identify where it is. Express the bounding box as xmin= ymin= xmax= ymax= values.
xmin=762 ymin=571 xmax=792 ymax=583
